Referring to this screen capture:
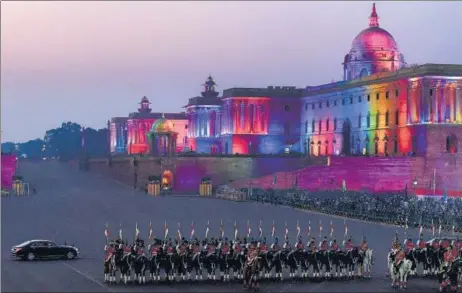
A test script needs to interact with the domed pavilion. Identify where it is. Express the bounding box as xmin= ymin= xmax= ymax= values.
xmin=343 ymin=3 xmax=406 ymax=80
xmin=147 ymin=114 xmax=178 ymax=157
